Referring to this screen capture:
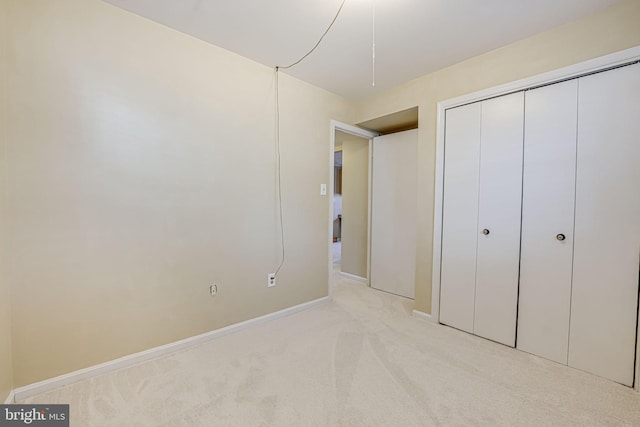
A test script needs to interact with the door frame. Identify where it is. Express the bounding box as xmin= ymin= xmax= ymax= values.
xmin=328 ymin=121 xmax=378 ymax=291
xmin=431 ymin=45 xmax=640 ymax=389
